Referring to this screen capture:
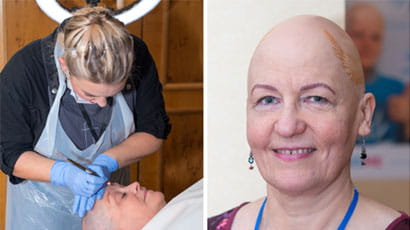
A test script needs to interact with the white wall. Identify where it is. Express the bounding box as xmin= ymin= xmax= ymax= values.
xmin=206 ymin=0 xmax=345 ymax=216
